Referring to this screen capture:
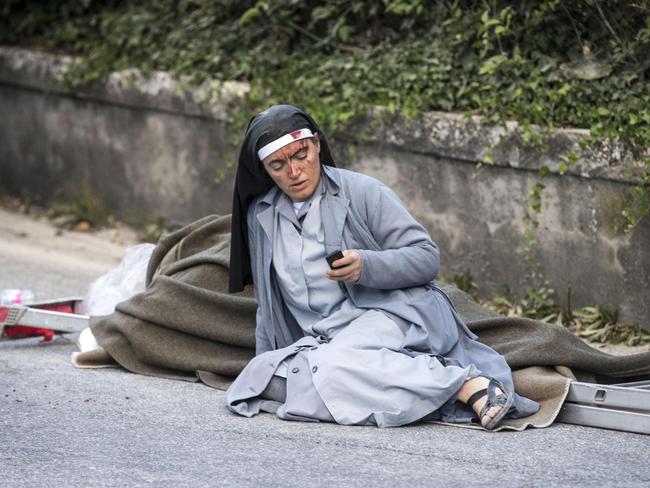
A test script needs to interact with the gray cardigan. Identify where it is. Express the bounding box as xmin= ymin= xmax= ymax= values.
xmin=247 ymin=165 xmax=474 ymax=351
